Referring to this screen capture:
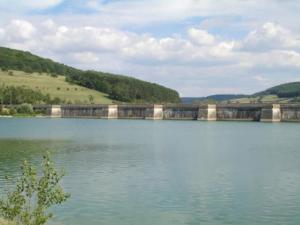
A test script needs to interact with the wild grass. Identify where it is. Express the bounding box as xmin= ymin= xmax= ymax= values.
xmin=0 ymin=219 xmax=15 ymax=225
xmin=0 ymin=70 xmax=112 ymax=104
